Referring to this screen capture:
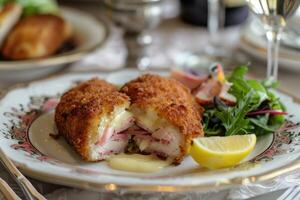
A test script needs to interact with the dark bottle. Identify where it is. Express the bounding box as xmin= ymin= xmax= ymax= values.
xmin=180 ymin=0 xmax=249 ymax=27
